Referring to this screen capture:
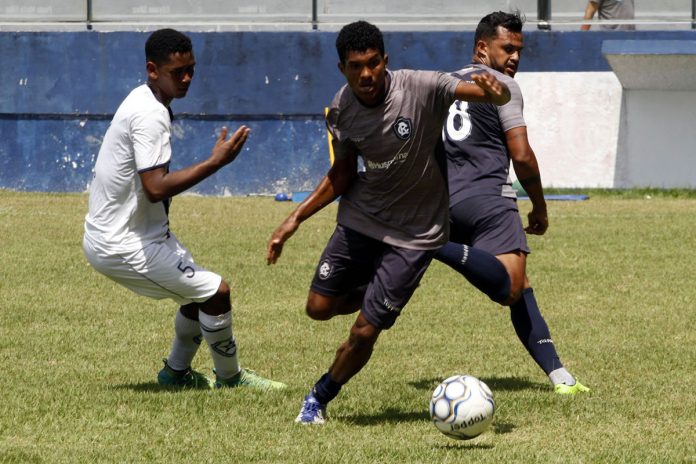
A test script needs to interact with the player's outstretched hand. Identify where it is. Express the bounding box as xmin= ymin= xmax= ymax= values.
xmin=210 ymin=126 xmax=250 ymax=167
xmin=525 ymin=208 xmax=548 ymax=235
xmin=266 ymin=218 xmax=300 ymax=265
xmin=471 ymin=72 xmax=511 ymax=106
